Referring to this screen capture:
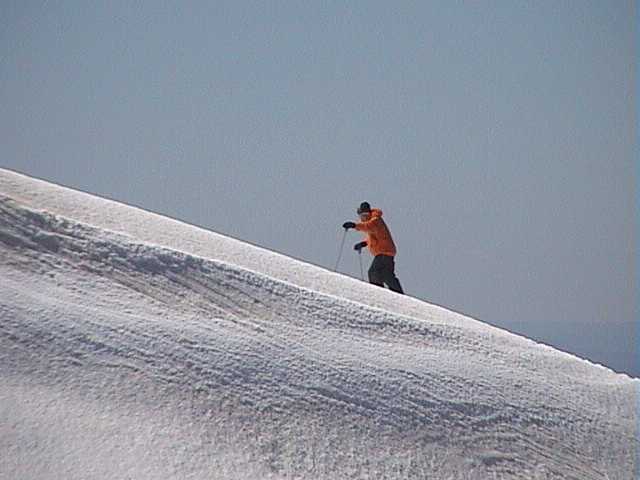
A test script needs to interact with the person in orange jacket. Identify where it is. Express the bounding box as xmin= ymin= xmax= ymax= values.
xmin=343 ymin=202 xmax=404 ymax=294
